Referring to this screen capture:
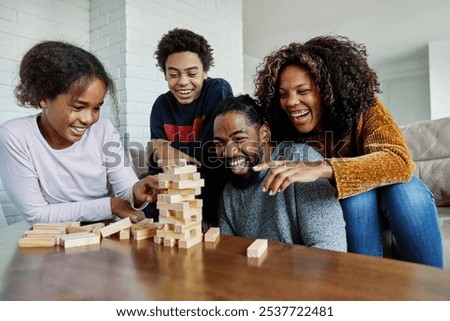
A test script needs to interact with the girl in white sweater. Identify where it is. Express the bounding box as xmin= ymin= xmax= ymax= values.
xmin=0 ymin=41 xmax=160 ymax=224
